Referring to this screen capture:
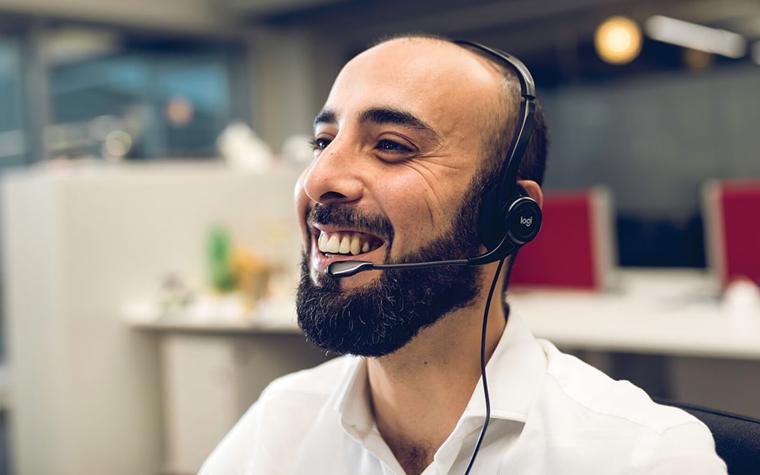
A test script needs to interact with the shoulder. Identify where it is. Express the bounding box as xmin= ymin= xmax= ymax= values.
xmin=242 ymin=354 xmax=357 ymax=426
xmin=536 ymin=341 xmax=726 ymax=473
xmin=540 ymin=340 xmax=698 ymax=432
xmin=261 ymin=354 xmax=357 ymax=401
xmin=200 ymin=355 xmax=357 ymax=474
